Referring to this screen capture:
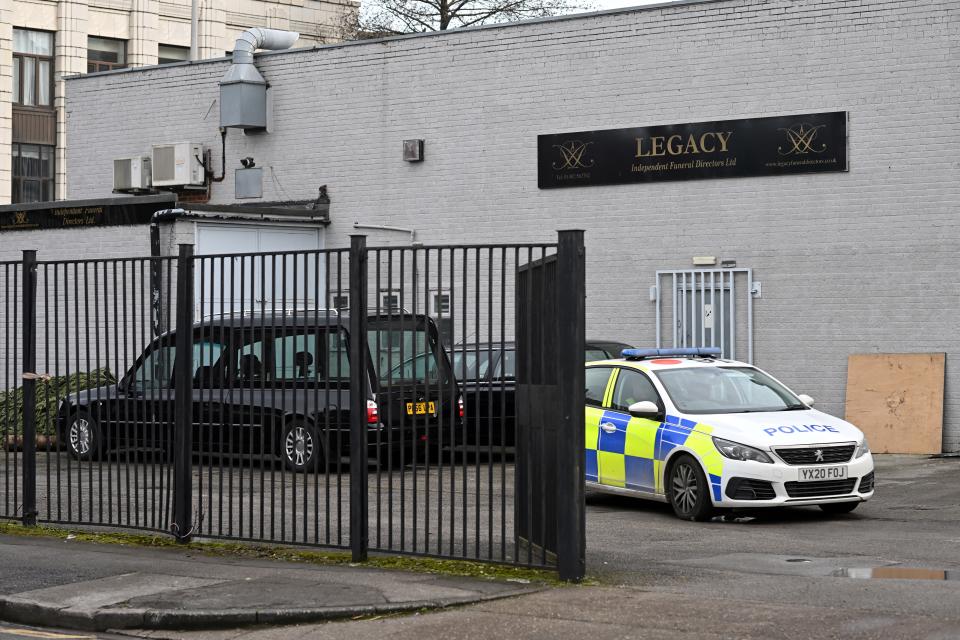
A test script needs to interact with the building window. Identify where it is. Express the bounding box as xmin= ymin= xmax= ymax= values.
xmin=381 ymin=291 xmax=401 ymax=312
xmin=432 ymin=291 xmax=451 ymax=316
xmin=12 ymin=143 xmax=55 ymax=204
xmin=13 ymin=29 xmax=54 ymax=108
xmin=158 ymin=44 xmax=190 ymax=65
xmin=88 ymin=37 xmax=126 ymax=72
